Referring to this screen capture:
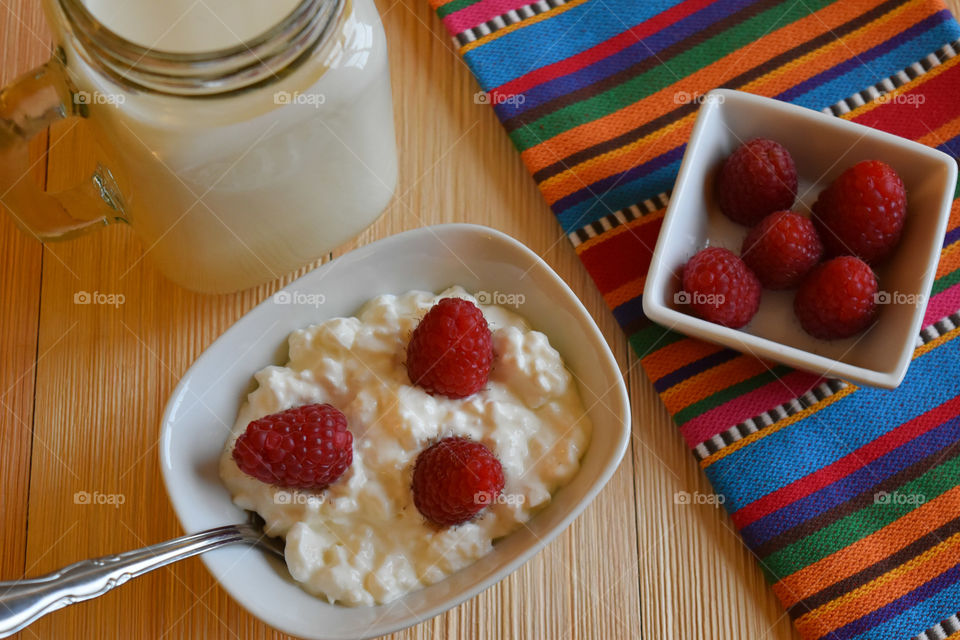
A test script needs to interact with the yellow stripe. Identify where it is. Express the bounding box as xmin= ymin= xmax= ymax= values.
xmin=701 ymin=325 xmax=960 ymax=468
xmin=573 ymin=209 xmax=664 ymax=254
xmin=840 ymin=51 xmax=960 ymax=121
xmin=915 ymin=323 xmax=960 ymax=358
xmin=796 ymin=531 xmax=960 ymax=627
xmin=460 ymin=0 xmax=591 ymax=54
xmin=699 ymin=384 xmax=856 ymax=468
